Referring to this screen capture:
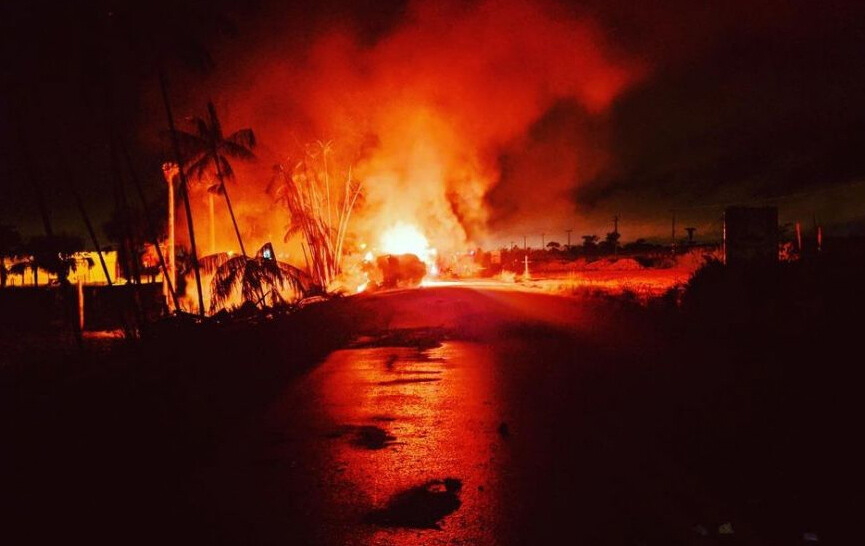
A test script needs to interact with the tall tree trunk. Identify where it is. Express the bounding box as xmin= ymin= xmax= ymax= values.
xmin=213 ymin=160 xmax=246 ymax=257
xmin=119 ymin=137 xmax=179 ymax=312
xmin=162 ymin=165 xmax=178 ymax=309
xmin=159 ymin=69 xmax=206 ymax=317
xmin=209 ymin=193 xmax=216 ymax=254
